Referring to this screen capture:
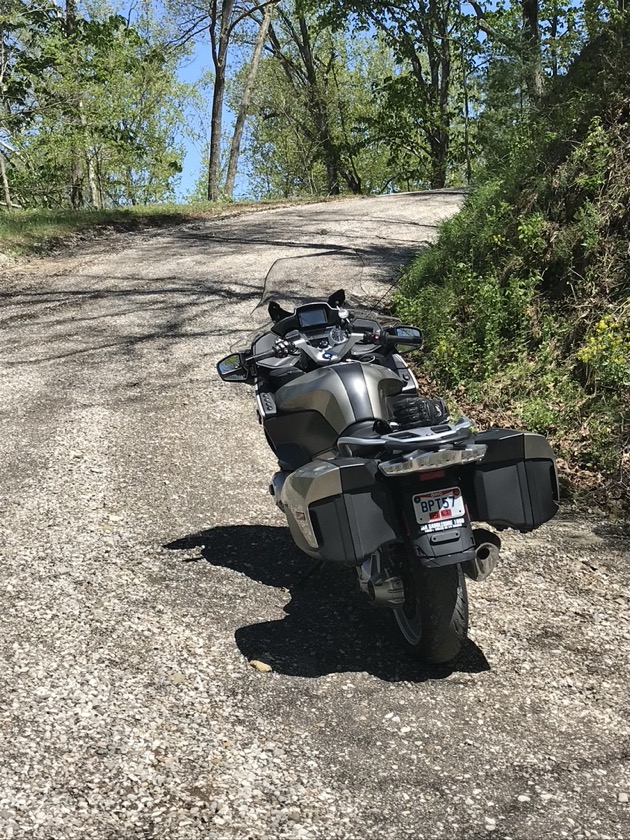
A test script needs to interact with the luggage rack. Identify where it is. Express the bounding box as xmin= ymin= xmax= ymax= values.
xmin=337 ymin=417 xmax=475 ymax=455
xmin=337 ymin=418 xmax=488 ymax=476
